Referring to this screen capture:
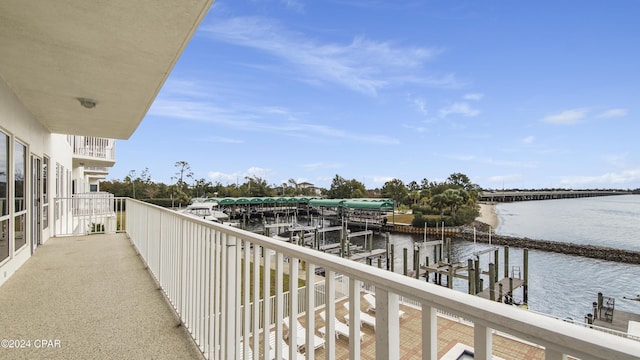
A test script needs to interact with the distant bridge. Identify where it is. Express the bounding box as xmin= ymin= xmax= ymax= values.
xmin=478 ymin=190 xmax=630 ymax=203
